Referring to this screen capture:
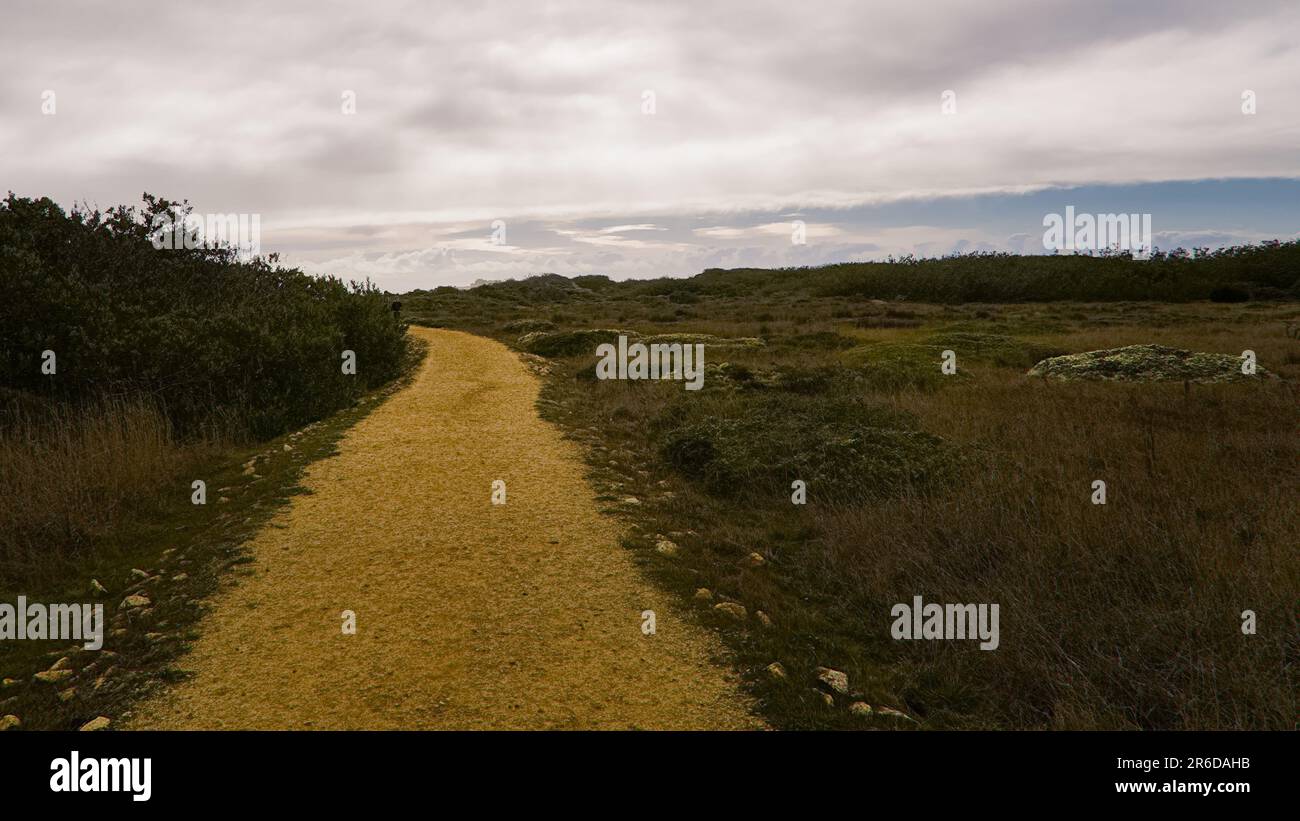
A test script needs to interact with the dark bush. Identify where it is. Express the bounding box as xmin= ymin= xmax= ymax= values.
xmin=0 ymin=194 xmax=409 ymax=440
xmin=1209 ymin=285 xmax=1251 ymax=303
